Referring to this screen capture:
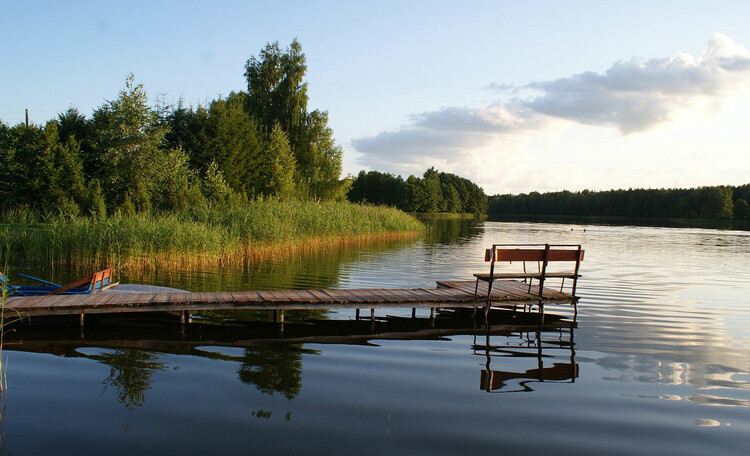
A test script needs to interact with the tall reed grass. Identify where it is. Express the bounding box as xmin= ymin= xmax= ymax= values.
xmin=0 ymin=199 xmax=424 ymax=271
